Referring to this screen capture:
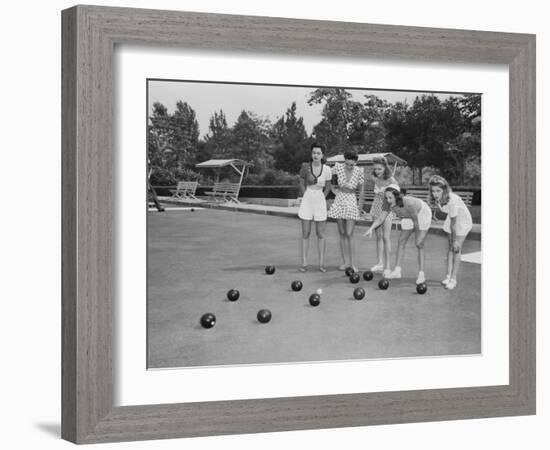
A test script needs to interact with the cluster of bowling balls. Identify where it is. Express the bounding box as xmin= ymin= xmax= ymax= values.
xmin=200 ymin=264 xmax=428 ymax=329
xmin=200 ymin=265 xmax=280 ymax=329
